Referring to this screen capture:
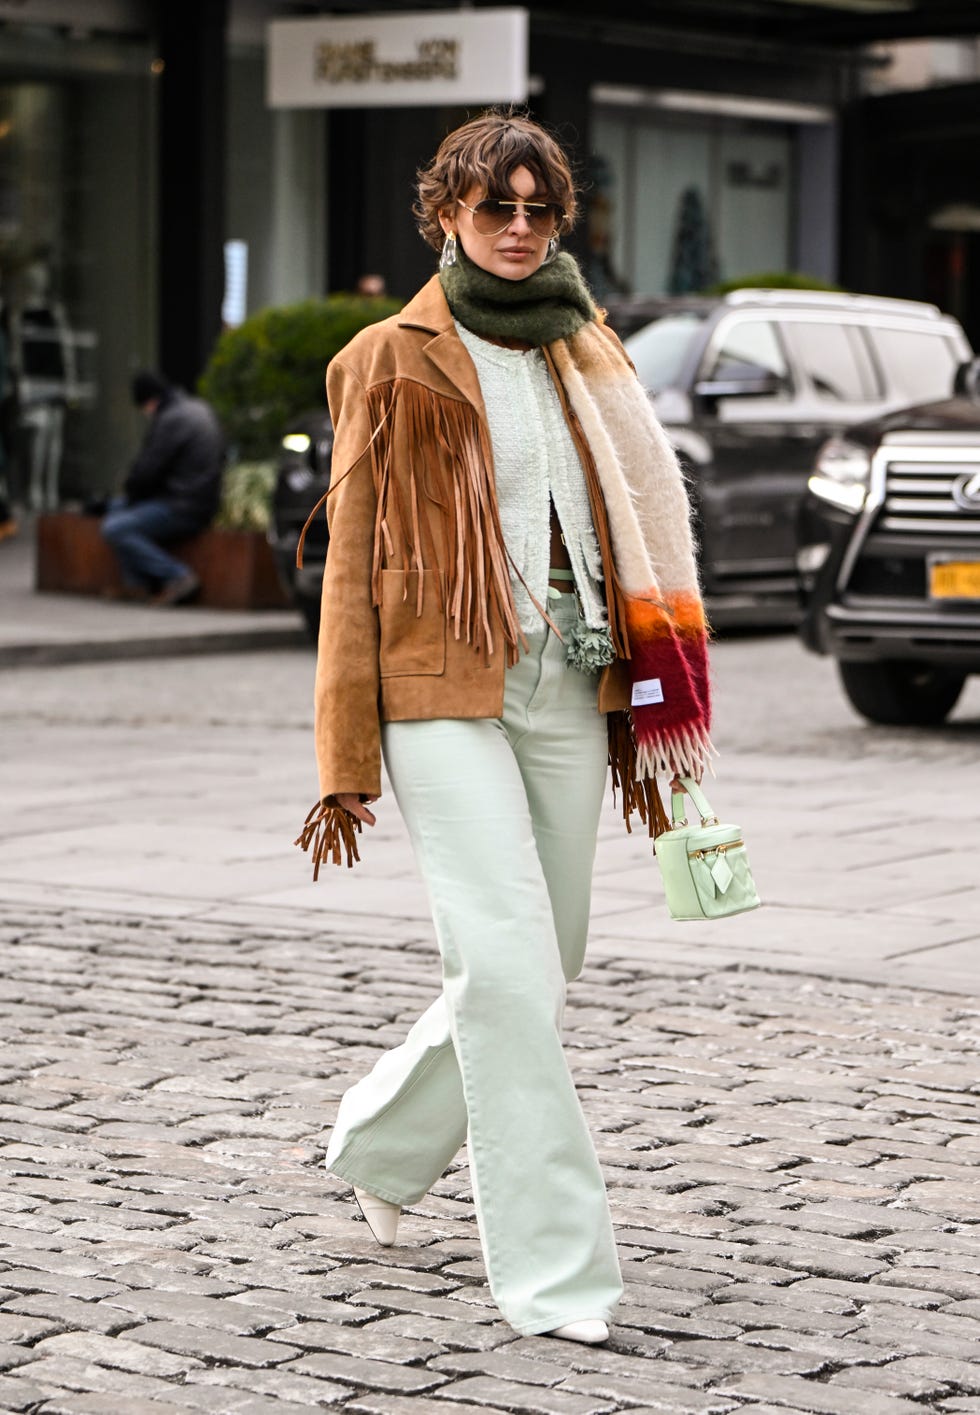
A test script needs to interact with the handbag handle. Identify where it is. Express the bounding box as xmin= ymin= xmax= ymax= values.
xmin=671 ymin=776 xmax=719 ymax=828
